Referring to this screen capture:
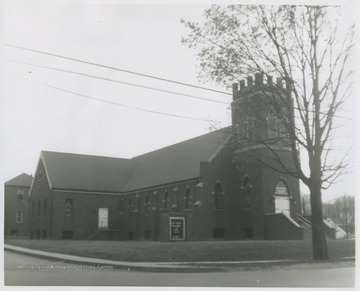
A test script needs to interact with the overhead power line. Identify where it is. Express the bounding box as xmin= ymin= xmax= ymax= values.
xmin=12 ymin=74 xmax=230 ymax=125
xmin=7 ymin=60 xmax=229 ymax=105
xmin=5 ymin=44 xmax=232 ymax=96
